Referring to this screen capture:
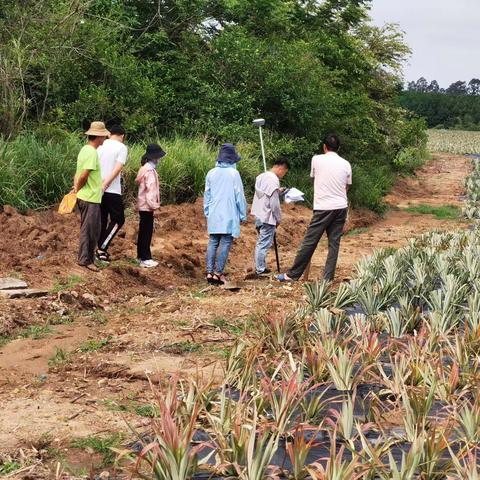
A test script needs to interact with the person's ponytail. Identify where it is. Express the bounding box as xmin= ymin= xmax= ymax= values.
xmin=140 ymin=154 xmax=149 ymax=166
